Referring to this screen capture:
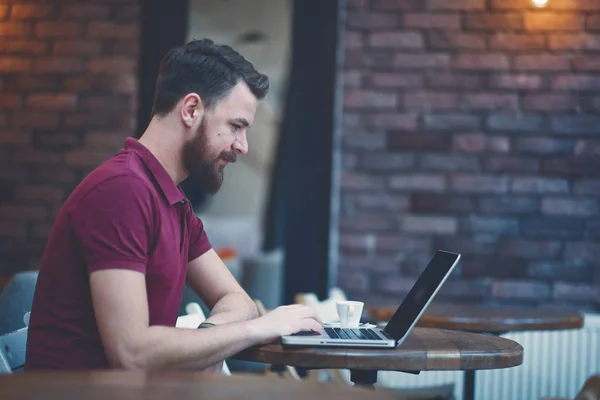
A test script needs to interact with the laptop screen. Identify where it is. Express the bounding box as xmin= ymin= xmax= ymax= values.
xmin=383 ymin=250 xmax=460 ymax=342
